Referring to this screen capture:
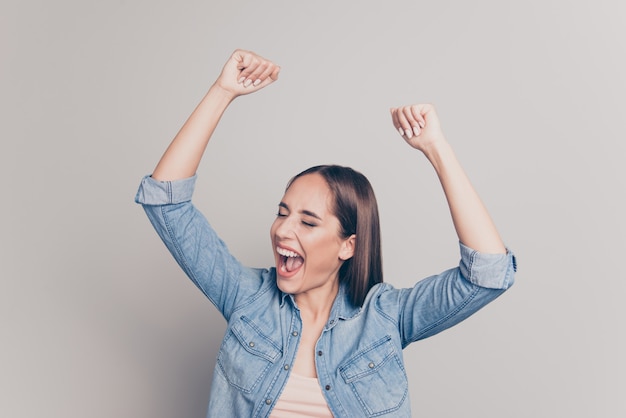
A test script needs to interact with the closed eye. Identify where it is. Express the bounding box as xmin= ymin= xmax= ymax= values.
xmin=277 ymin=202 xmax=289 ymax=218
